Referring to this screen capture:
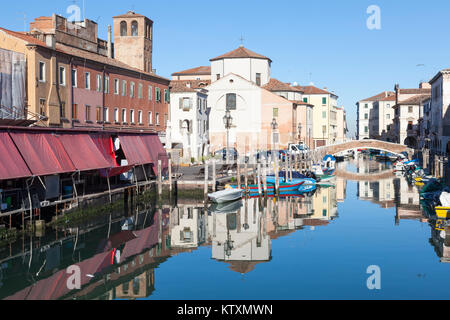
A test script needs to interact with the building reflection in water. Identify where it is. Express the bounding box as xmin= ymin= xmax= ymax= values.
xmin=5 ymin=157 xmax=450 ymax=300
